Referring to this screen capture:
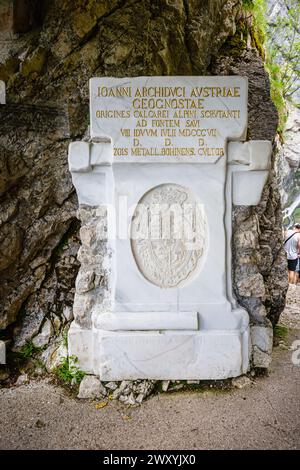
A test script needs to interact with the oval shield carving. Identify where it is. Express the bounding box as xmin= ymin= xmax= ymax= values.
xmin=131 ymin=183 xmax=208 ymax=288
